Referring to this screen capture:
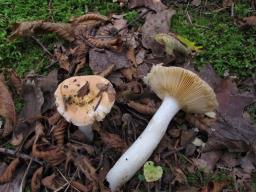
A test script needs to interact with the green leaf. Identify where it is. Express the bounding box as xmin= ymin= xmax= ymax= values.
xmin=154 ymin=33 xmax=190 ymax=56
xmin=176 ymin=34 xmax=203 ymax=52
xmin=143 ymin=161 xmax=163 ymax=182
